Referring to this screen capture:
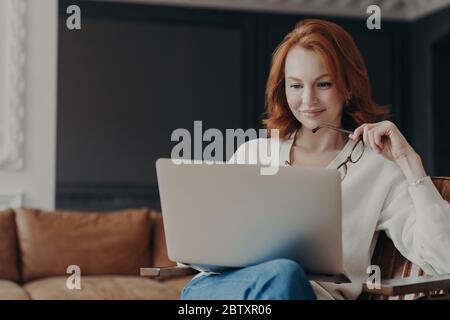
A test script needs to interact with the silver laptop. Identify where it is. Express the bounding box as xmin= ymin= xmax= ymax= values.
xmin=156 ymin=158 xmax=350 ymax=283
